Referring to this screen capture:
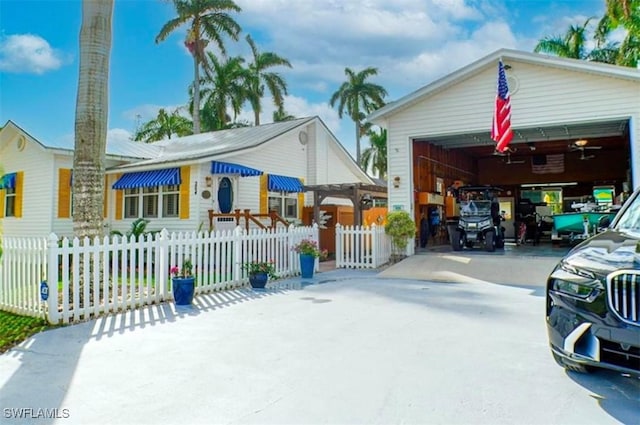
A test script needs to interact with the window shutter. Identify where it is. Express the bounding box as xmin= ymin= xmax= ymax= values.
xmin=103 ymin=175 xmax=108 ymax=218
xmin=115 ymin=174 xmax=123 ymax=220
xmin=179 ymin=166 xmax=190 ymax=219
xmin=297 ymin=178 xmax=305 ymax=219
xmin=57 ymin=169 xmax=72 ymax=218
xmin=0 ymin=189 xmax=5 ymax=218
xmin=259 ymin=174 xmax=268 ymax=214
xmin=14 ymin=171 xmax=24 ymax=218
